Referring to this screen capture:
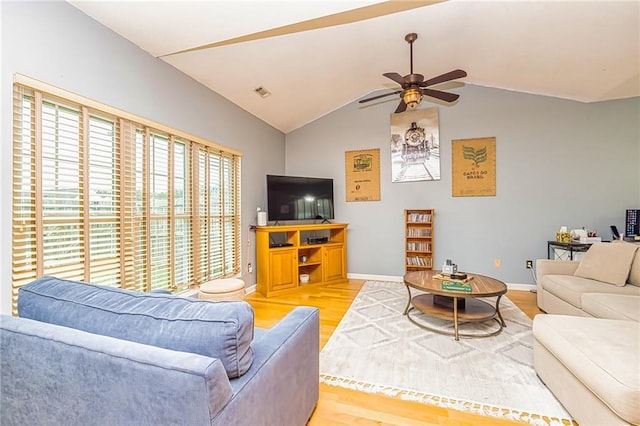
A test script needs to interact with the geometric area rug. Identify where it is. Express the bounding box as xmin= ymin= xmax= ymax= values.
xmin=319 ymin=281 xmax=573 ymax=425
